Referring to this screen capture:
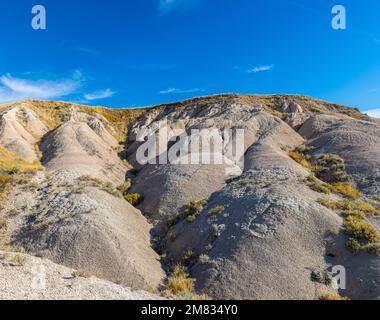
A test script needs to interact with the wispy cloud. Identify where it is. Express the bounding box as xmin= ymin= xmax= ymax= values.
xmin=0 ymin=71 xmax=84 ymax=103
xmin=75 ymin=47 xmax=99 ymax=56
xmin=247 ymin=65 xmax=274 ymax=74
xmin=366 ymin=108 xmax=380 ymax=118
xmin=159 ymin=87 xmax=204 ymax=94
xmin=84 ymin=88 xmax=116 ymax=101
xmin=158 ymin=0 xmax=198 ymax=14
